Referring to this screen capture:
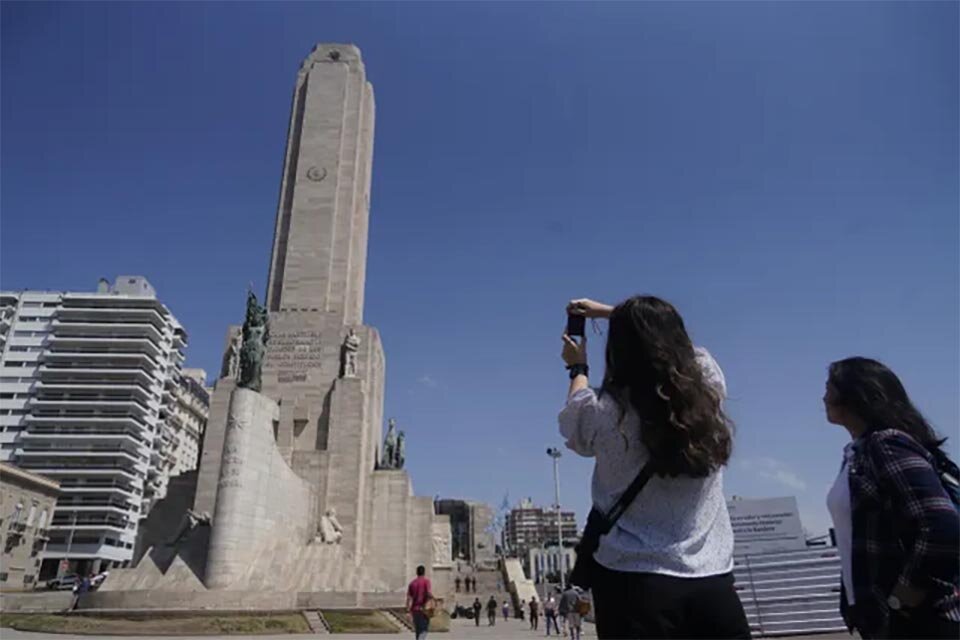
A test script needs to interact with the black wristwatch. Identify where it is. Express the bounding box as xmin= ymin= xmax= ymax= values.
xmin=566 ymin=363 xmax=589 ymax=379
